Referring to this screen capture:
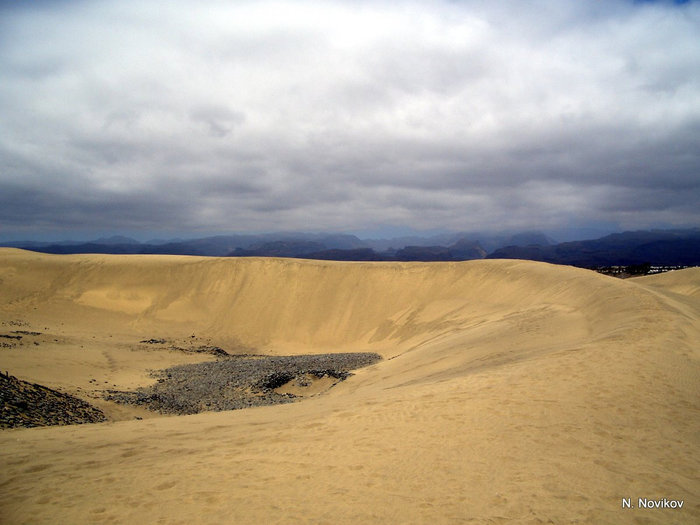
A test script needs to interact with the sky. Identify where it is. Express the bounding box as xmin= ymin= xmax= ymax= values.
xmin=1 ymin=0 xmax=699 ymax=241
